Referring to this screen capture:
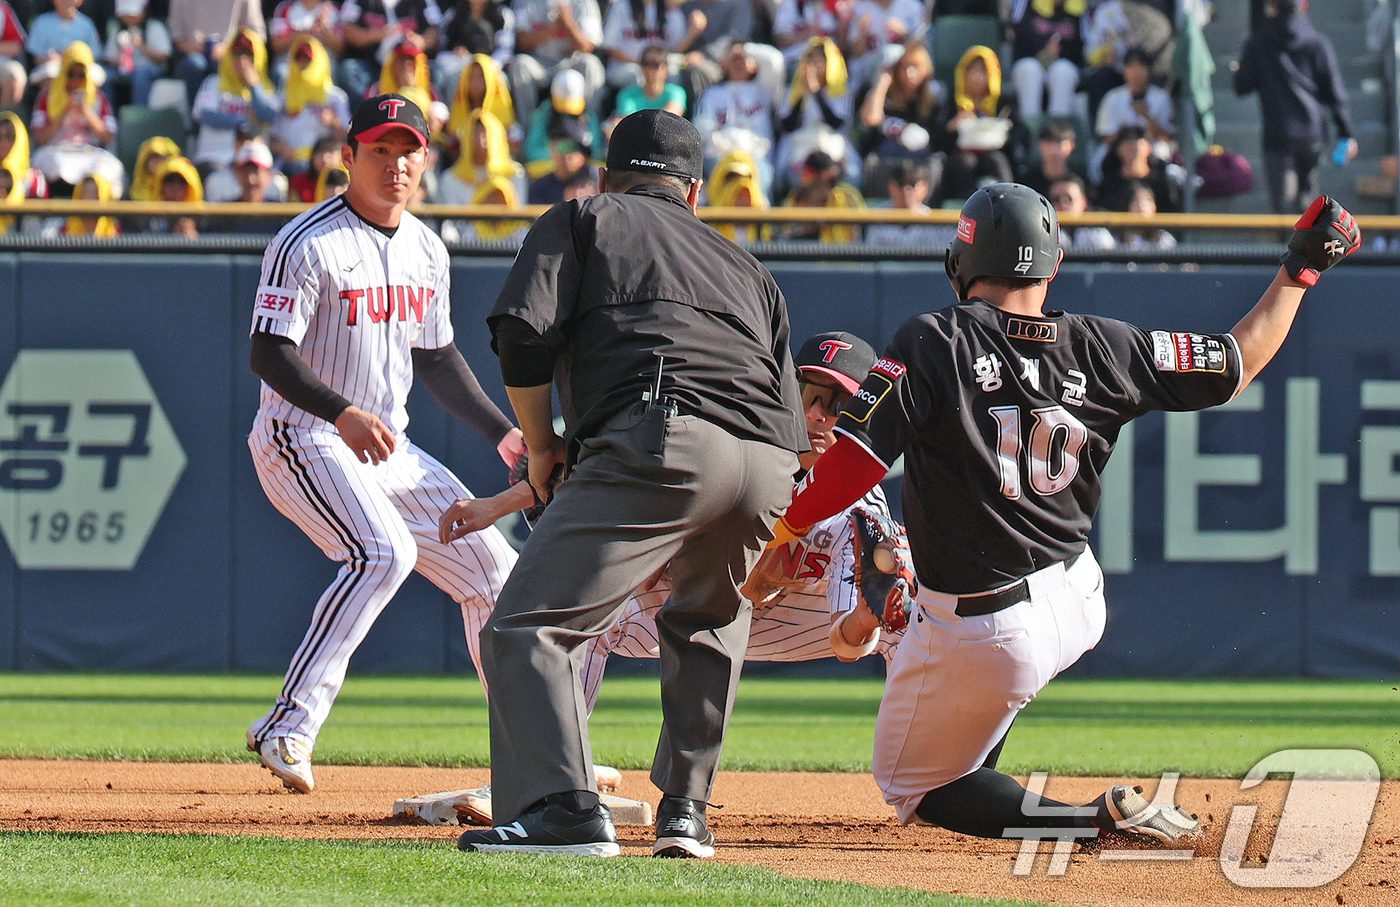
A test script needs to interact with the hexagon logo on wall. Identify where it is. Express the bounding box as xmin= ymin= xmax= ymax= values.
xmin=0 ymin=350 xmax=187 ymax=570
